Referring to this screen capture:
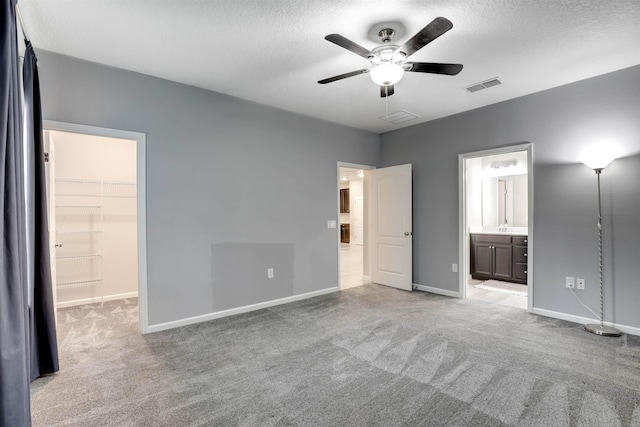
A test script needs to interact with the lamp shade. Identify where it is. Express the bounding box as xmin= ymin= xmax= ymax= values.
xmin=582 ymin=155 xmax=615 ymax=171
xmin=370 ymin=62 xmax=404 ymax=86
